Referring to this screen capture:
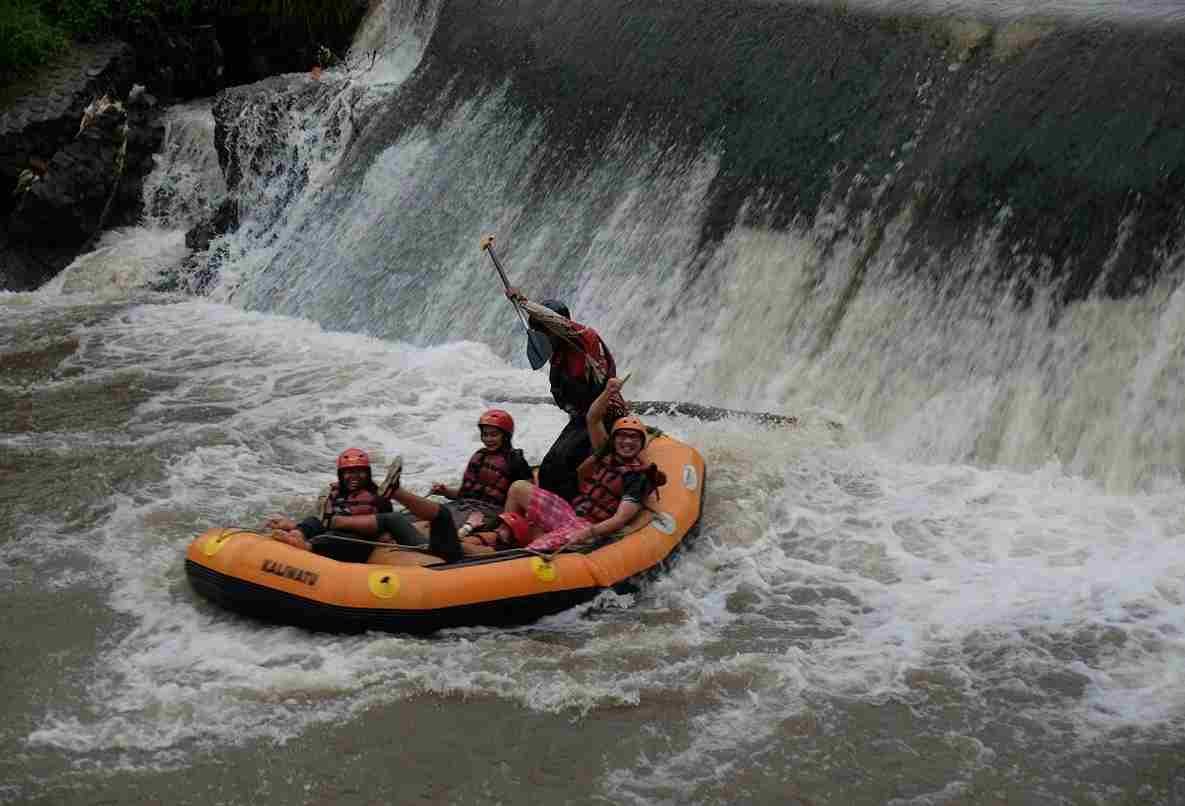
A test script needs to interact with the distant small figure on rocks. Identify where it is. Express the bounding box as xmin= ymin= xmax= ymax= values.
xmin=78 ymin=95 xmax=118 ymax=136
xmin=13 ymin=157 xmax=48 ymax=196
